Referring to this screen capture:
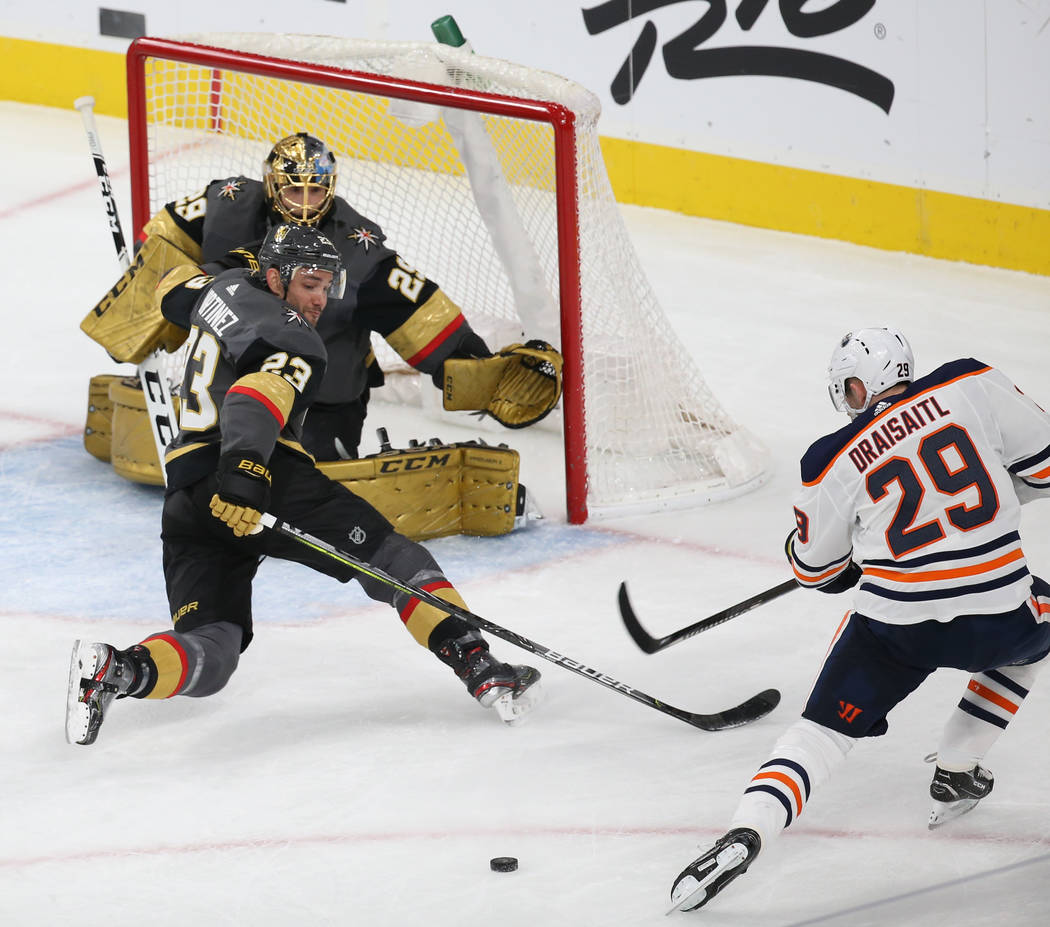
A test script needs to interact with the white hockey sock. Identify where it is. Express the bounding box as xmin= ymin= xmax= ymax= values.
xmin=935 ymin=662 xmax=1042 ymax=771
xmin=729 ymin=719 xmax=855 ymax=844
